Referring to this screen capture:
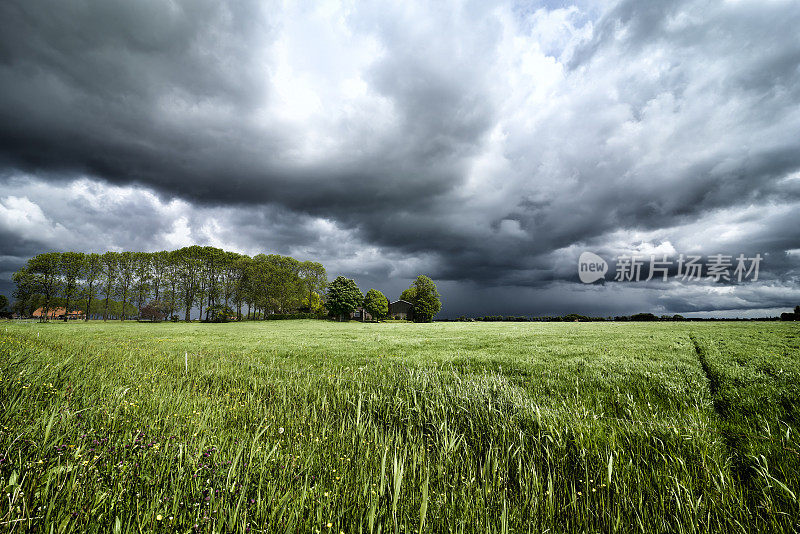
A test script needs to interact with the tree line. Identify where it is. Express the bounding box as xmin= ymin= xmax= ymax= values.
xmin=12 ymin=247 xmax=327 ymax=322
xmin=325 ymin=274 xmax=442 ymax=322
